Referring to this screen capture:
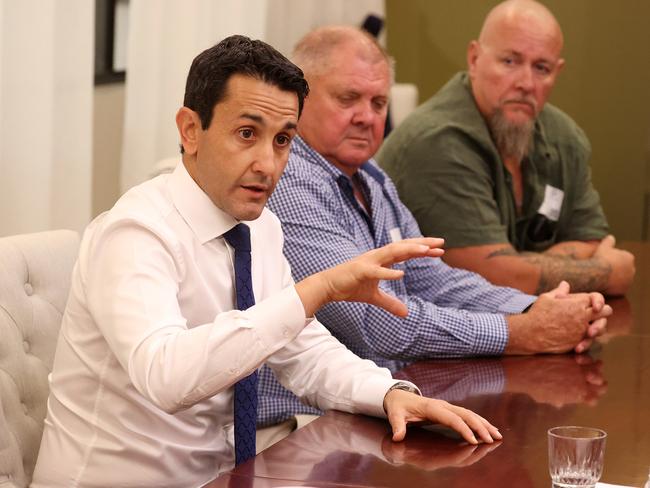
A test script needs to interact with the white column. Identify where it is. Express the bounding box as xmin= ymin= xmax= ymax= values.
xmin=0 ymin=0 xmax=93 ymax=236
